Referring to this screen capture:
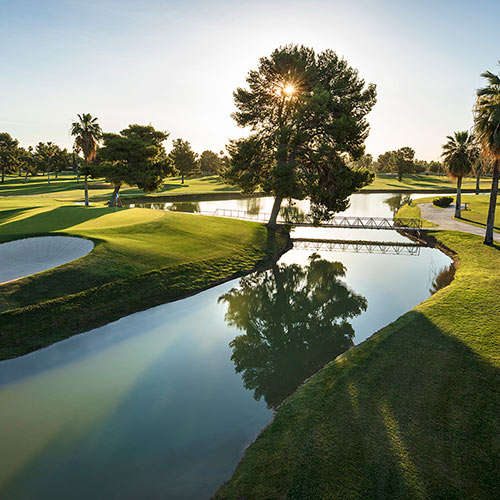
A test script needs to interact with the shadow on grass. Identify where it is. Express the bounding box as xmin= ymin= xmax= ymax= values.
xmin=460 ymin=216 xmax=500 ymax=232
xmin=216 ymin=310 xmax=500 ymax=499
xmin=0 ymin=206 xmax=115 ymax=235
xmin=0 ymin=207 xmax=38 ymax=225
